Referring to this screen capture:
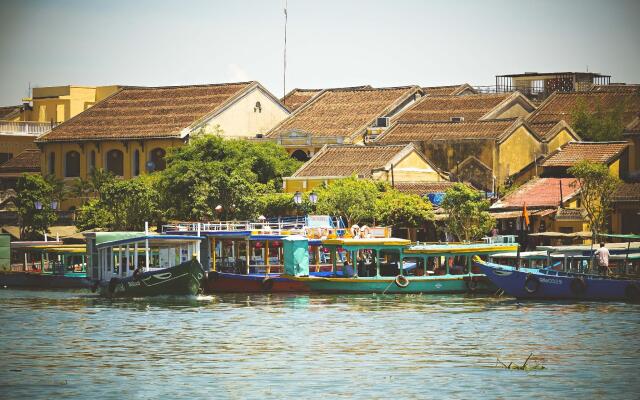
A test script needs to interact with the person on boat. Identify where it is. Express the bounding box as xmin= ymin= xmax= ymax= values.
xmin=595 ymin=242 xmax=611 ymax=276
